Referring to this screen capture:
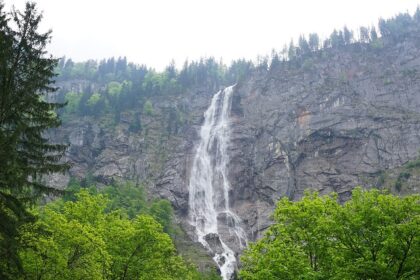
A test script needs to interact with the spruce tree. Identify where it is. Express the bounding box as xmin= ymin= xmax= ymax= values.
xmin=308 ymin=33 xmax=319 ymax=51
xmin=0 ymin=2 xmax=68 ymax=277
